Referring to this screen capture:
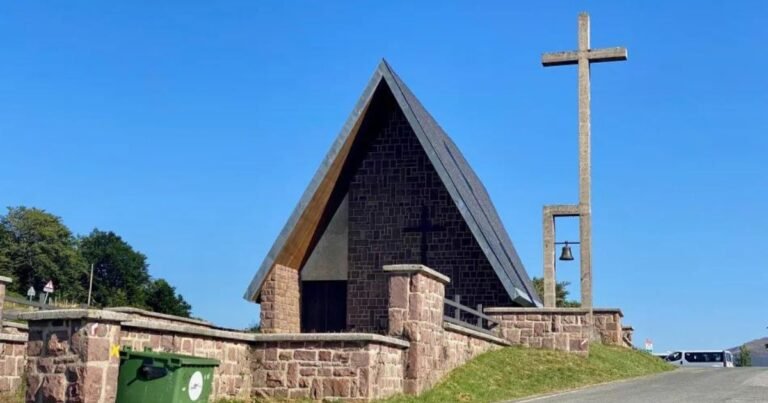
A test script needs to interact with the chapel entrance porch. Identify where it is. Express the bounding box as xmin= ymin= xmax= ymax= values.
xmin=300 ymin=280 xmax=347 ymax=332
